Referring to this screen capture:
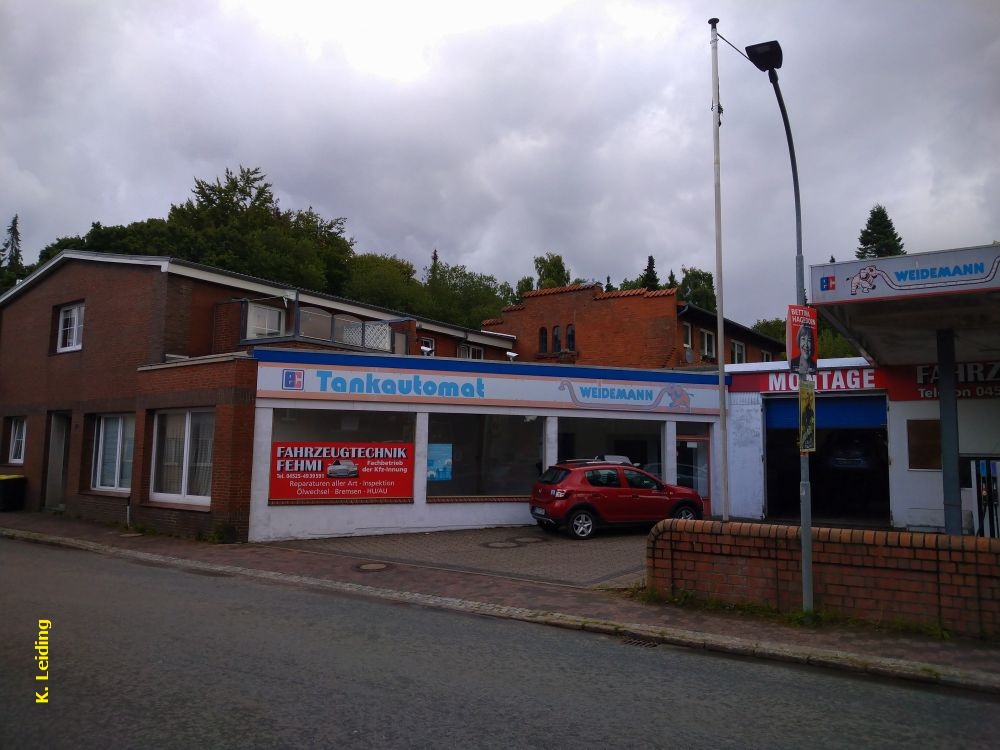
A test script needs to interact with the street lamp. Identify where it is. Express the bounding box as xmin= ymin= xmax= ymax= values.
xmin=745 ymin=39 xmax=814 ymax=614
